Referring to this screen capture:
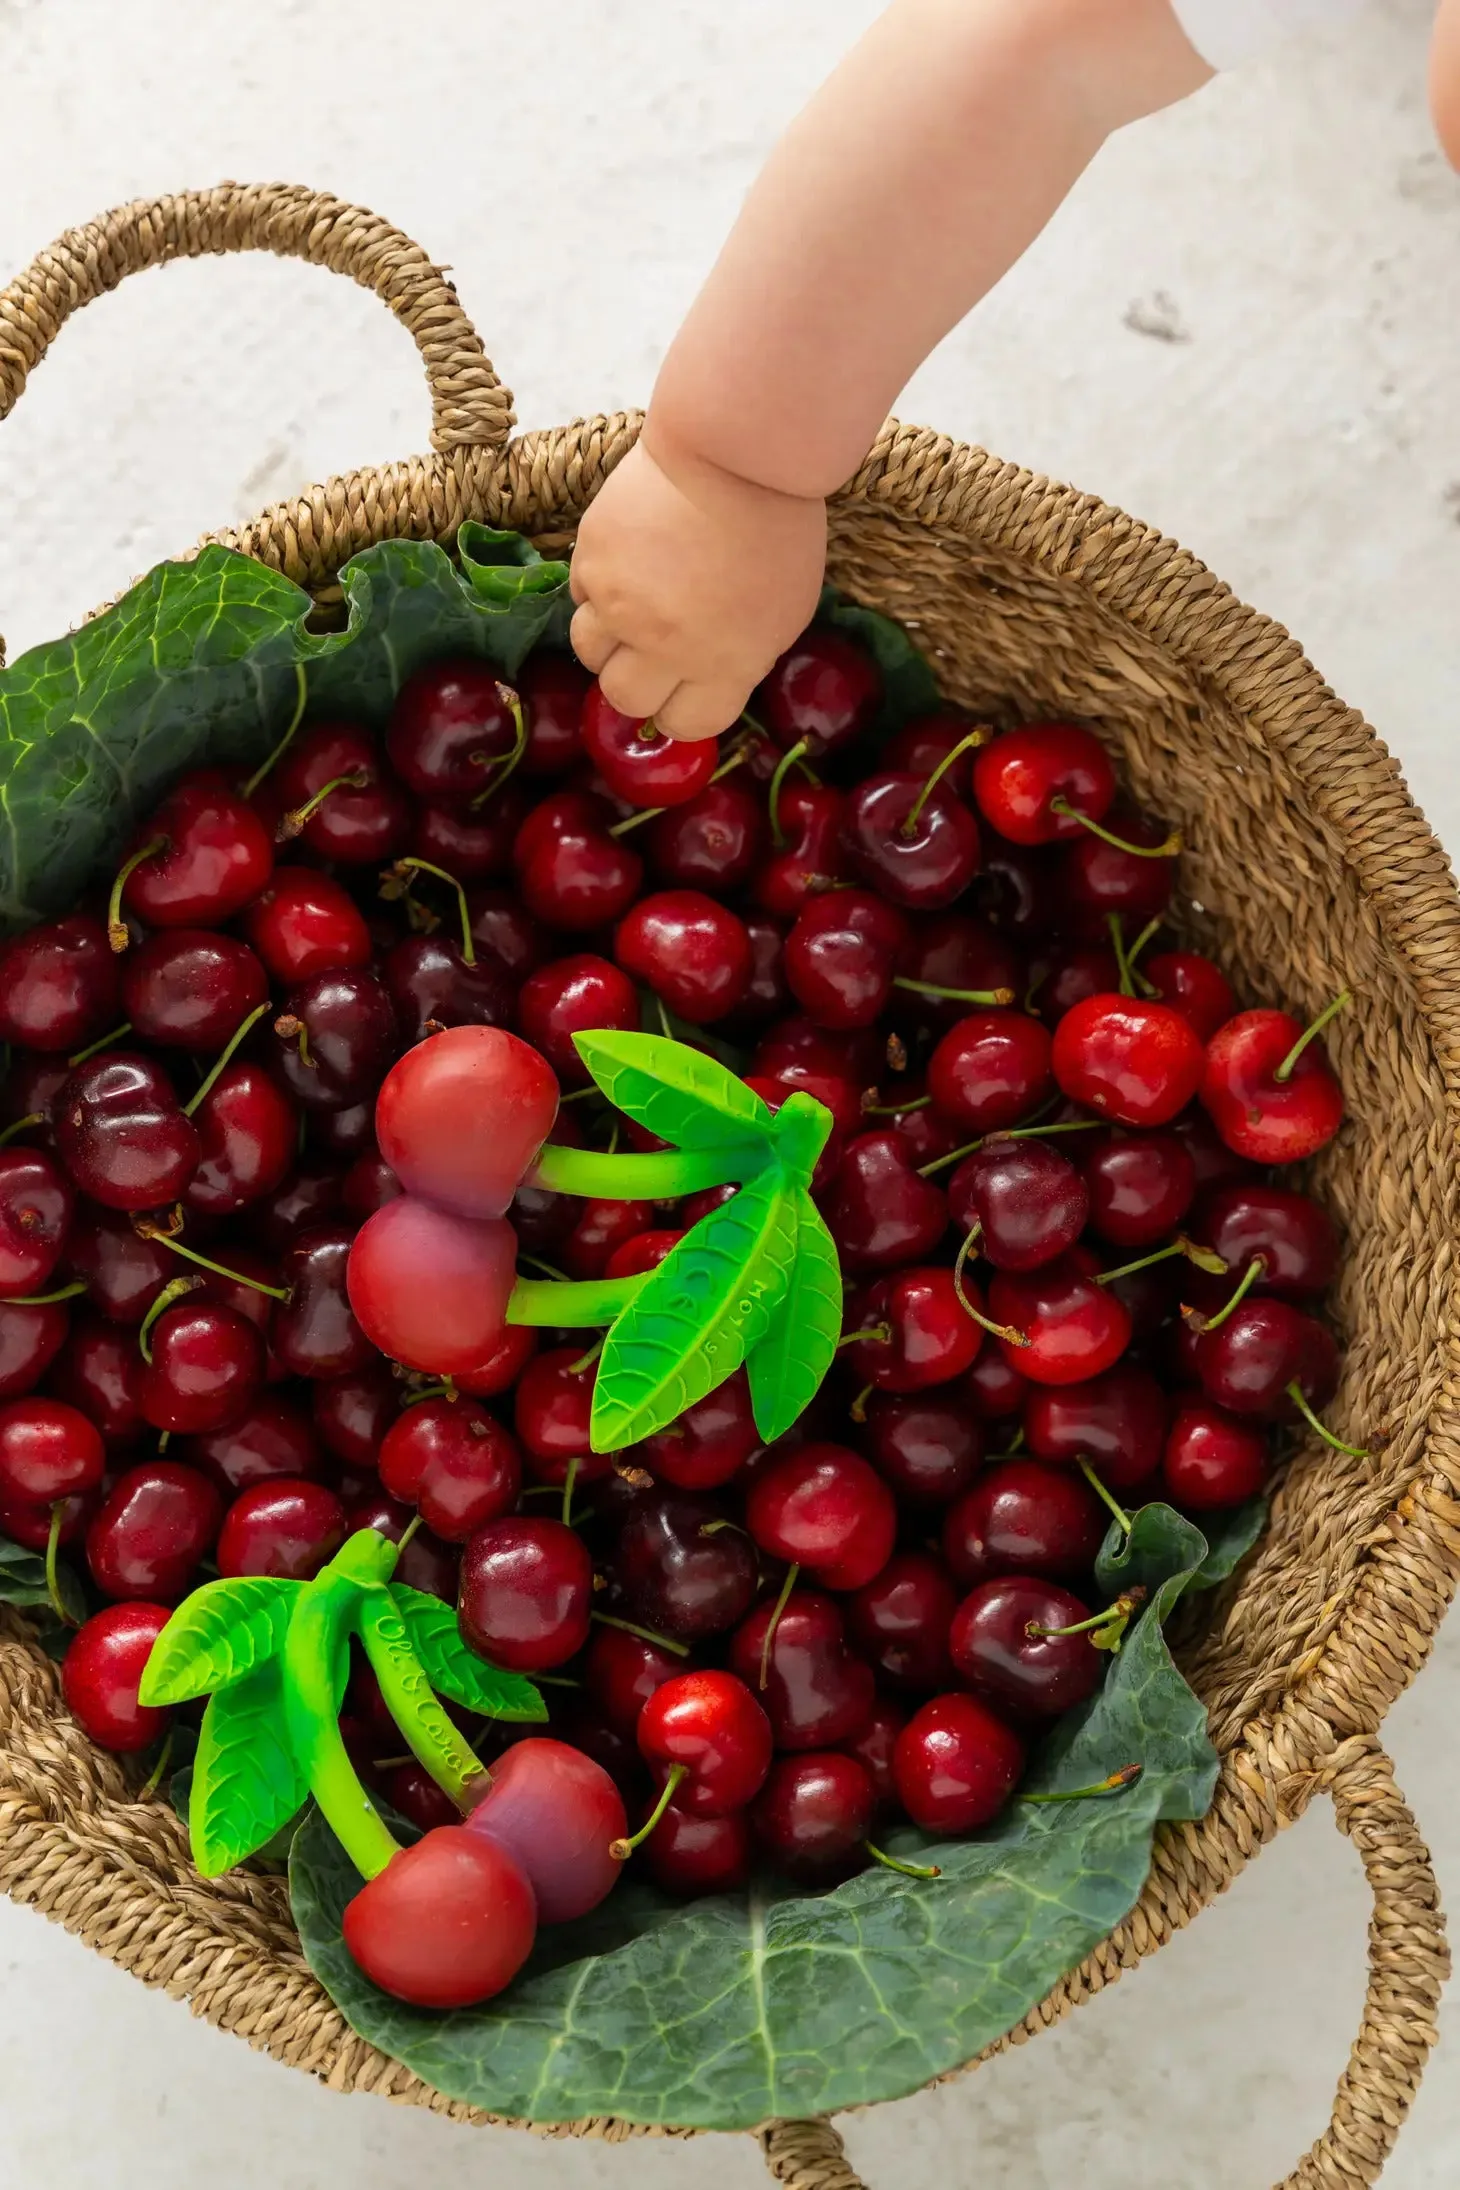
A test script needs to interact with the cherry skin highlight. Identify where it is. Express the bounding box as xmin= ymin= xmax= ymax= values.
xmin=751 ymin=1751 xmax=876 ymax=1882
xmin=893 ymin=1692 xmax=1025 ymax=1834
xmin=950 ymin=1576 xmax=1106 ymax=1718
xmin=1052 ymin=995 xmax=1204 ymax=1129
xmin=459 ymin=1516 xmax=593 ymax=1671
xmin=1201 ymin=1008 xmax=1345 ymax=1163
